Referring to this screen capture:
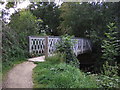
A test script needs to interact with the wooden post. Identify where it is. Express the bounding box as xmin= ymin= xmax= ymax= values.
xmin=45 ymin=36 xmax=49 ymax=58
